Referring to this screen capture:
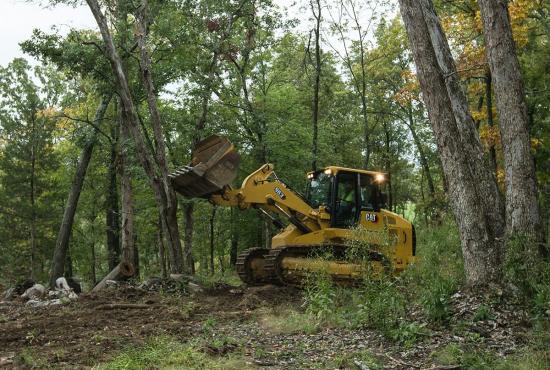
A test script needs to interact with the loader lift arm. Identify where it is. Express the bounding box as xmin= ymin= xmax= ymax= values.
xmin=210 ymin=164 xmax=325 ymax=234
